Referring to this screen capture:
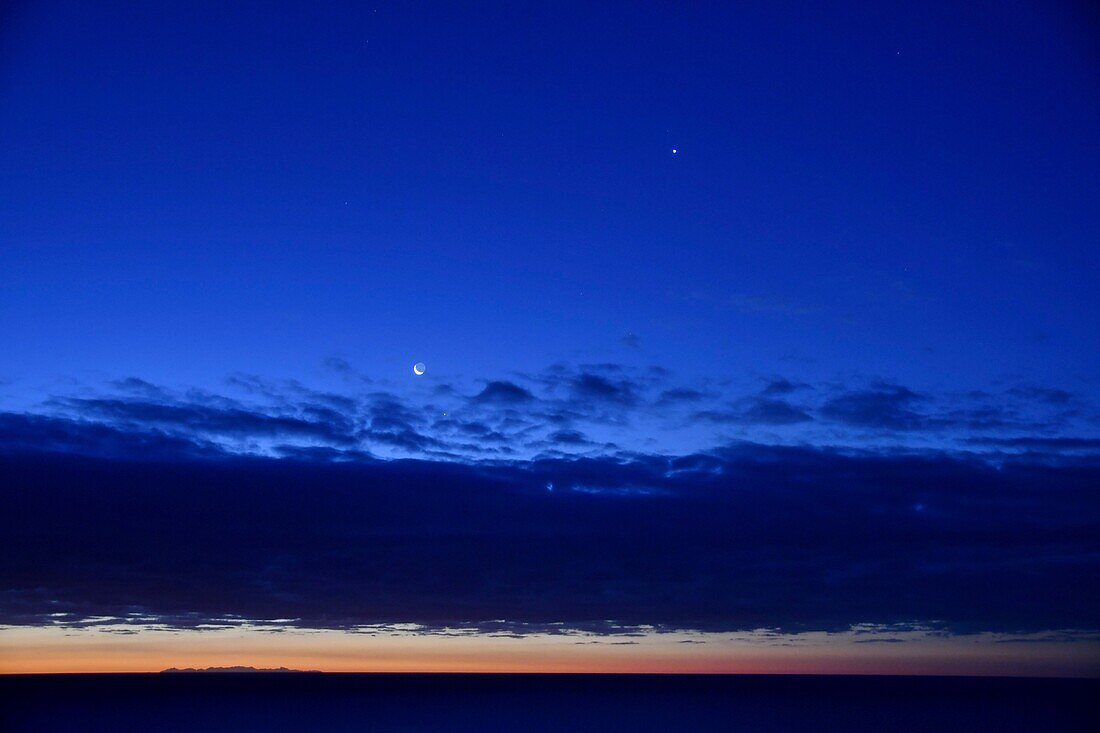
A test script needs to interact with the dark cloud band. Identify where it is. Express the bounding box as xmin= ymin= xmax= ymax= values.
xmin=2 ymin=414 xmax=1097 ymax=635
